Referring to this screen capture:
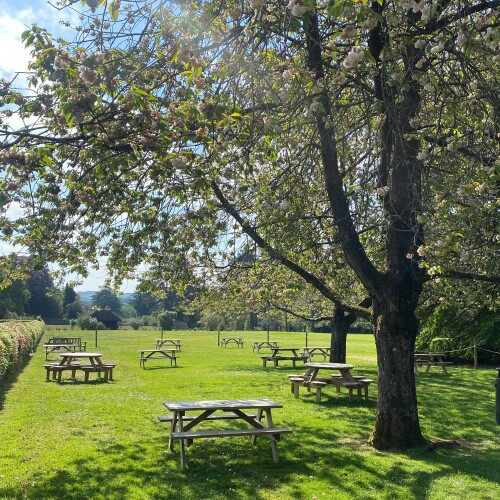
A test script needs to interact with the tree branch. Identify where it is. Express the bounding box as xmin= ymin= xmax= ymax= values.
xmin=436 ymin=270 xmax=500 ymax=284
xmin=210 ymin=180 xmax=356 ymax=310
